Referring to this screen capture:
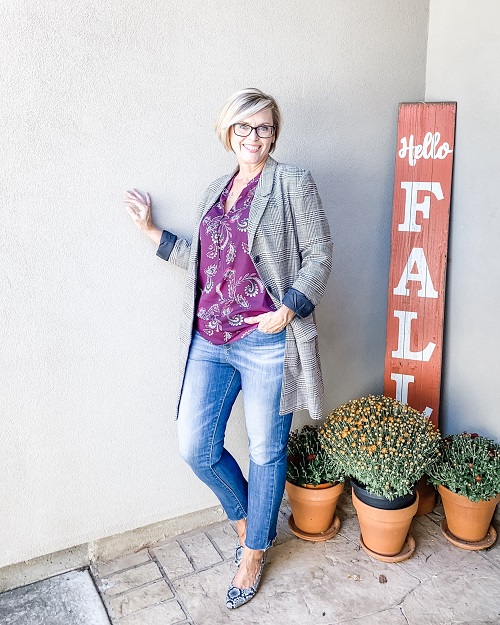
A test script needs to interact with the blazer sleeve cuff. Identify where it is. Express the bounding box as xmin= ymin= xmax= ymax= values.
xmin=282 ymin=287 xmax=315 ymax=318
xmin=156 ymin=230 xmax=178 ymax=261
